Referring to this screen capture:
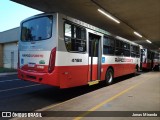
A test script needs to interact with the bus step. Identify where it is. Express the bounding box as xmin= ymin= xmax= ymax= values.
xmin=88 ymin=80 xmax=100 ymax=86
